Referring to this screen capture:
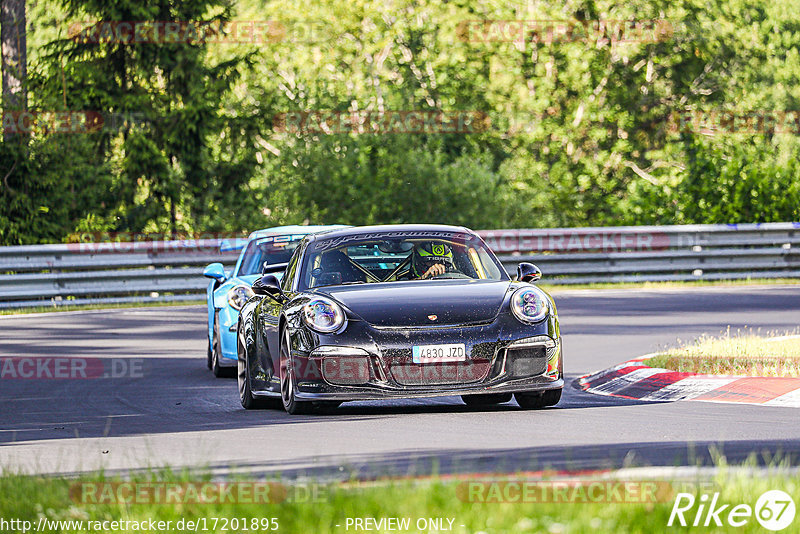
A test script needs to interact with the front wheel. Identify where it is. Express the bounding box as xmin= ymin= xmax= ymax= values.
xmin=515 ymin=389 xmax=562 ymax=410
xmin=280 ymin=329 xmax=312 ymax=415
xmin=461 ymin=393 xmax=513 ymax=406
xmin=212 ymin=314 xmax=234 ymax=378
